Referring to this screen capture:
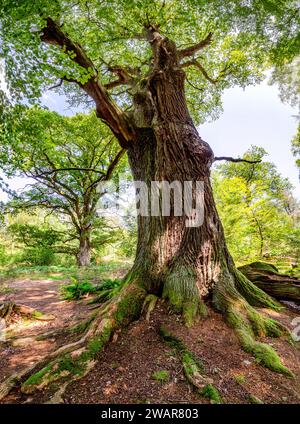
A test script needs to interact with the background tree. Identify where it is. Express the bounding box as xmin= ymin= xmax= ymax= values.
xmin=292 ymin=124 xmax=300 ymax=171
xmin=213 ymin=146 xmax=300 ymax=267
xmin=0 ymin=0 xmax=299 ymax=390
xmin=0 ymin=108 xmax=125 ymax=266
